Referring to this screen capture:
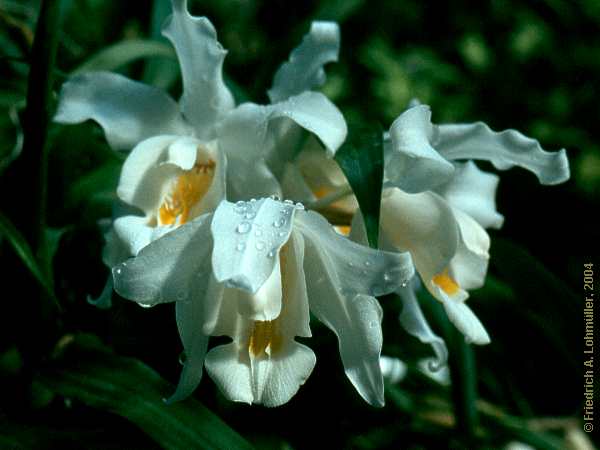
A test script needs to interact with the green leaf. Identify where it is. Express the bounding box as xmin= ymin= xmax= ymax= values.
xmin=334 ymin=123 xmax=384 ymax=248
xmin=40 ymin=335 xmax=254 ymax=450
xmin=0 ymin=210 xmax=60 ymax=310
xmin=73 ymin=39 xmax=176 ymax=75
